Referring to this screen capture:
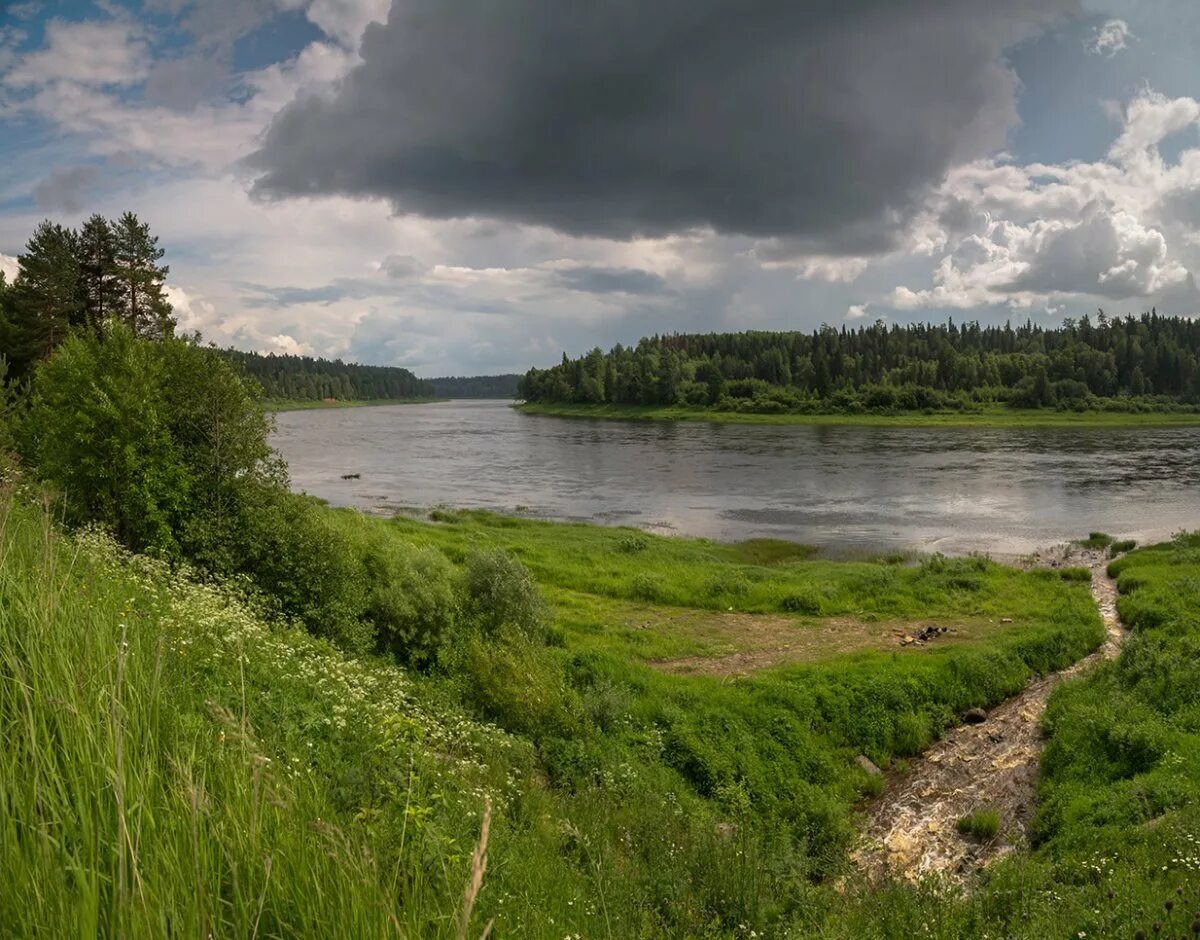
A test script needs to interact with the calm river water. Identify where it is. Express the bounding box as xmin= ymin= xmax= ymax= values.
xmin=272 ymin=400 xmax=1200 ymax=556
